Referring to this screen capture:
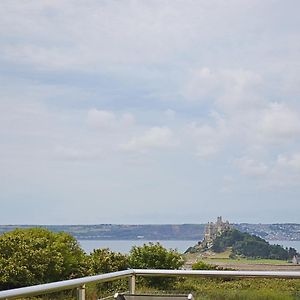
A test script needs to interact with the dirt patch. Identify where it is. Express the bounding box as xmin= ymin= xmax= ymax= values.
xmin=209 ymin=261 xmax=300 ymax=271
